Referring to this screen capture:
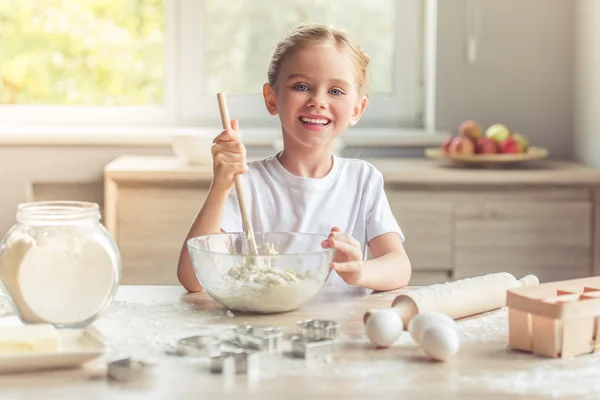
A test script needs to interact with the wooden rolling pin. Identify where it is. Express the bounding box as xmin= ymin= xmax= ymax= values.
xmin=363 ymin=272 xmax=539 ymax=327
